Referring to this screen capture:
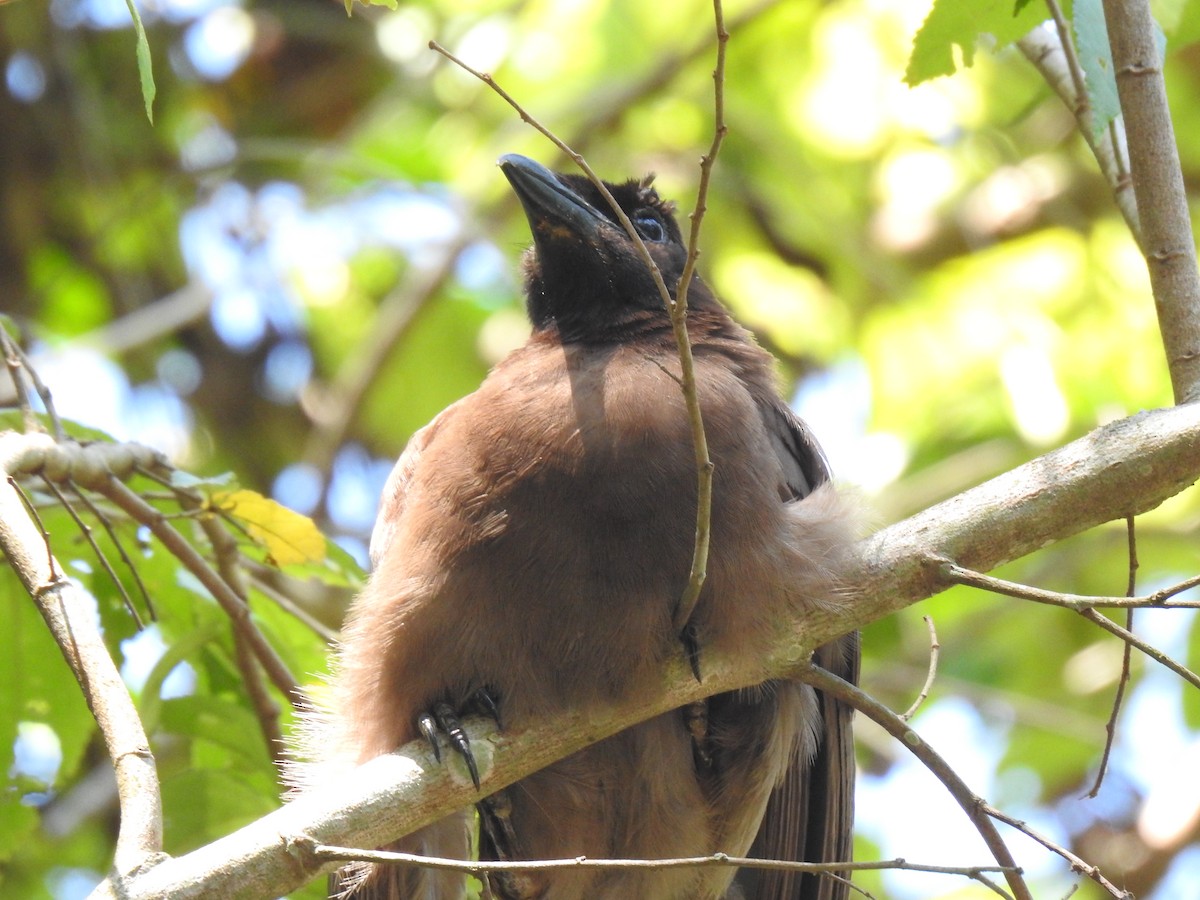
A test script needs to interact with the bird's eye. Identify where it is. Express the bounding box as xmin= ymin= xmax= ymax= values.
xmin=632 ymin=211 xmax=666 ymax=243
